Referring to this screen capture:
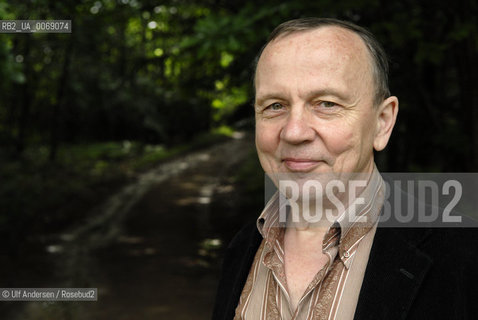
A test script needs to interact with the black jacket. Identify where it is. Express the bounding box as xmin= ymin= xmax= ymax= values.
xmin=212 ymin=221 xmax=478 ymax=319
